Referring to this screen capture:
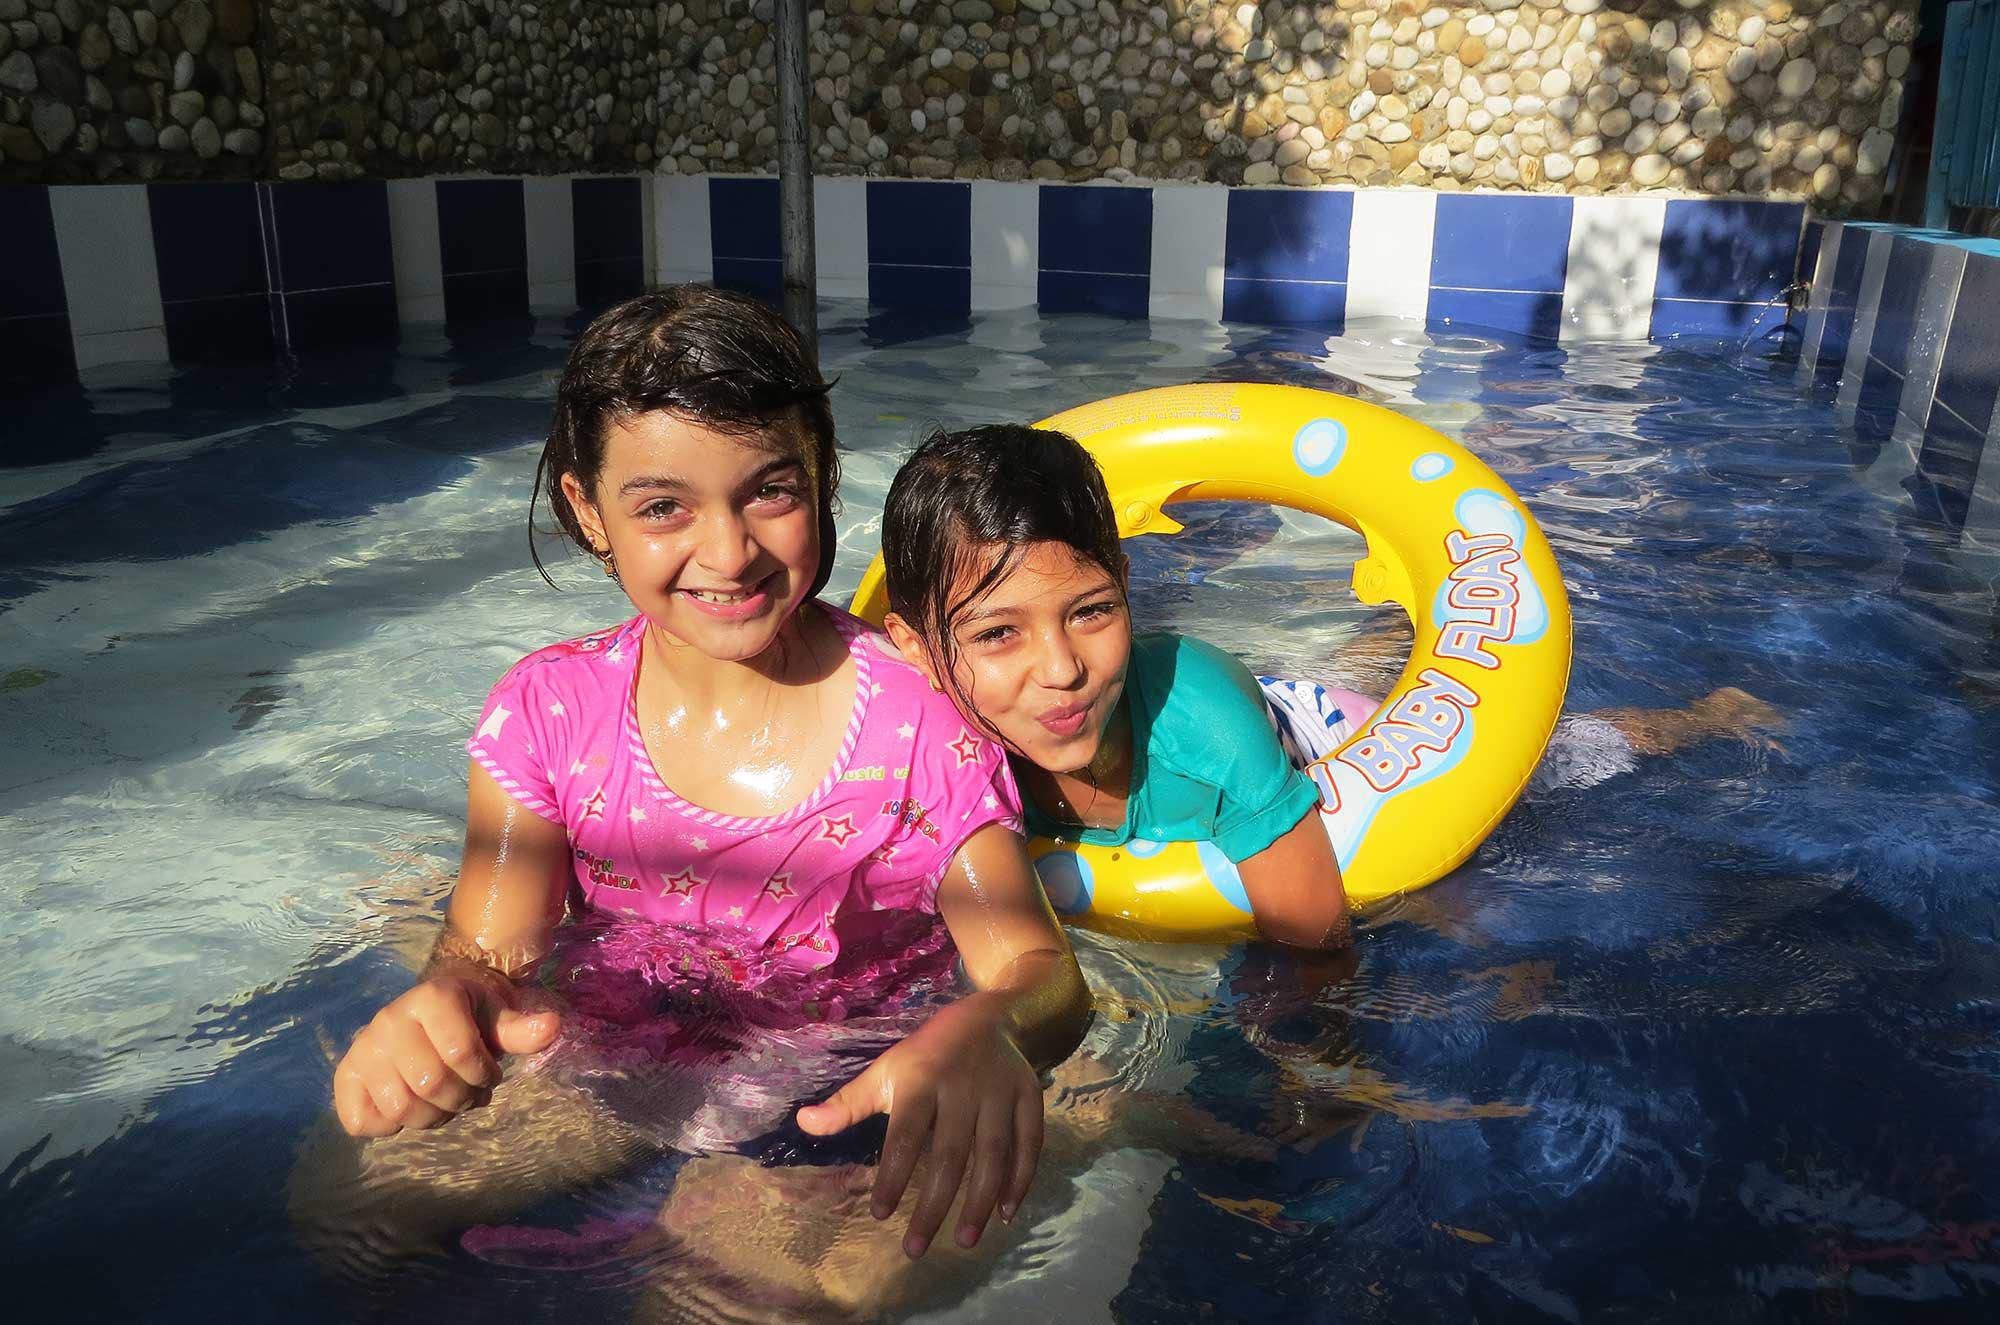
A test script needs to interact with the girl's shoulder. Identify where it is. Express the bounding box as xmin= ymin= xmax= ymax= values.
xmin=488 ymin=616 xmax=643 ymax=697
